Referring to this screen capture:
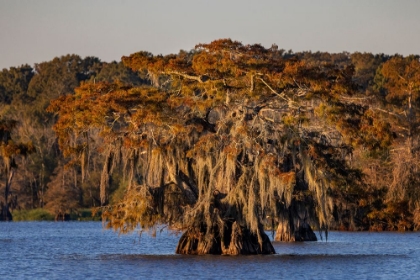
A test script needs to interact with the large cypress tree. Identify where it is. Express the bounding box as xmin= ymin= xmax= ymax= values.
xmin=50 ymin=39 xmax=367 ymax=254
